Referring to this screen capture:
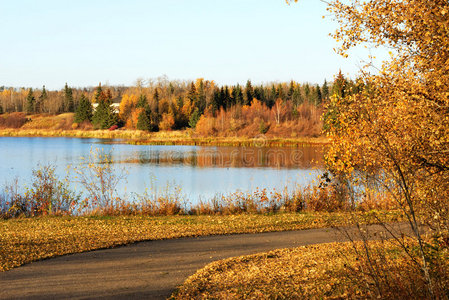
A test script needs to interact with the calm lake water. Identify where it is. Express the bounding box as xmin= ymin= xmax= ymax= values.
xmin=0 ymin=137 xmax=324 ymax=203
